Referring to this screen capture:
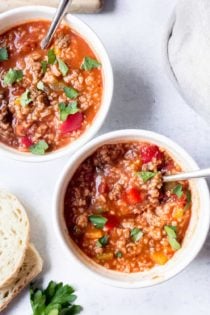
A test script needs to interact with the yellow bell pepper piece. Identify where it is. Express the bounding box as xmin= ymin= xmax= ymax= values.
xmin=173 ymin=207 xmax=184 ymax=219
xmin=85 ymin=228 xmax=103 ymax=239
xmin=151 ymin=252 xmax=168 ymax=265
xmin=97 ymin=252 xmax=114 ymax=261
xmin=54 ymin=46 xmax=61 ymax=56
xmin=14 ymin=97 xmax=20 ymax=105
